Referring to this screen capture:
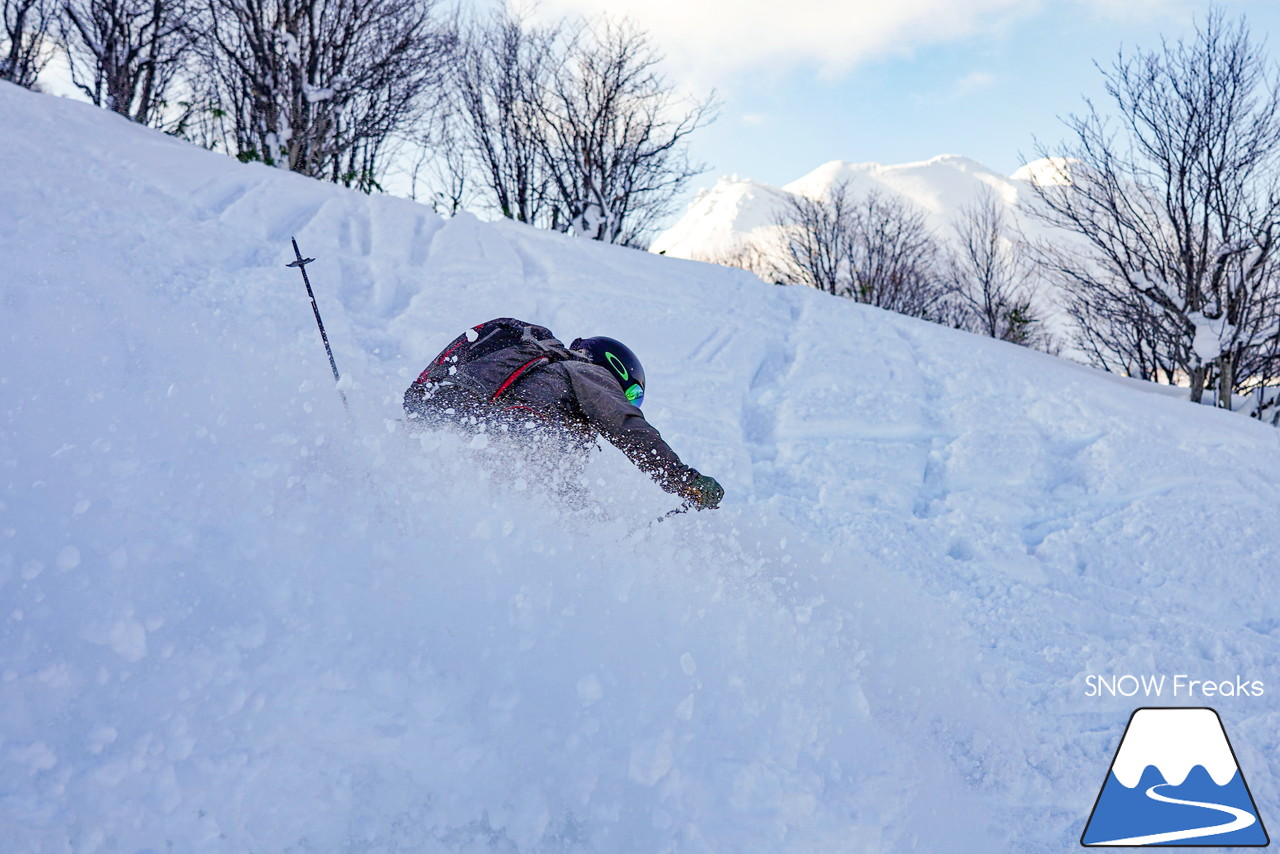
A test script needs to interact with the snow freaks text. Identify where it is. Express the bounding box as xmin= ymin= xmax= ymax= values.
xmin=1084 ymin=675 xmax=1265 ymax=699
